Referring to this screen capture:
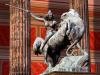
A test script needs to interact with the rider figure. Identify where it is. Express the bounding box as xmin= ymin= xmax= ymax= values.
xmin=30 ymin=10 xmax=58 ymax=51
